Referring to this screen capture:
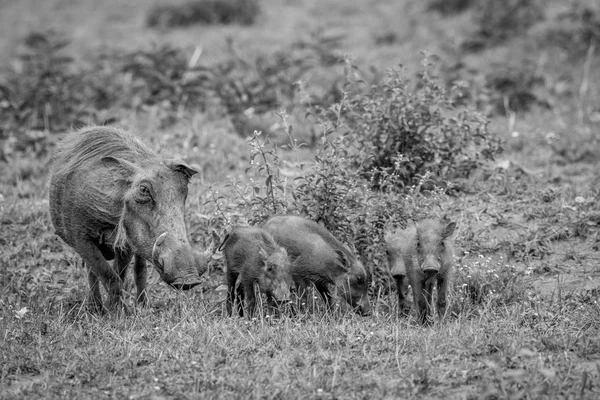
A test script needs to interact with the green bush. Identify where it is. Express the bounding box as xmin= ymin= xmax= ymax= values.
xmin=0 ymin=31 xmax=118 ymax=138
xmin=463 ymin=0 xmax=545 ymax=51
xmin=444 ymin=60 xmax=549 ymax=116
xmin=121 ymin=45 xmax=213 ymax=127
xmin=543 ymin=2 xmax=600 ymax=58
xmin=427 ymin=0 xmax=475 ymax=15
xmin=147 ymin=0 xmax=260 ymax=28
xmin=331 ymin=58 xmax=502 ymax=189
